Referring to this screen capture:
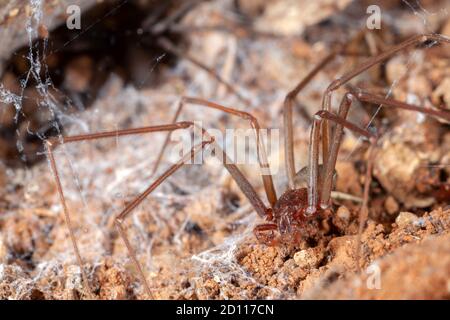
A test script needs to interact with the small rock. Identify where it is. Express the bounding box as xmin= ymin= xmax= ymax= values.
xmin=293 ymin=247 xmax=323 ymax=269
xmin=8 ymin=8 xmax=19 ymax=18
xmin=333 ymin=205 xmax=352 ymax=233
xmin=336 ymin=206 xmax=350 ymax=220
xmin=384 ymin=196 xmax=399 ymax=215
xmin=395 ymin=212 xmax=419 ymax=228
